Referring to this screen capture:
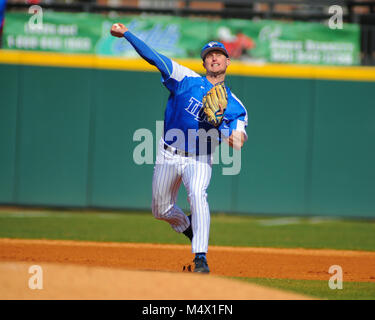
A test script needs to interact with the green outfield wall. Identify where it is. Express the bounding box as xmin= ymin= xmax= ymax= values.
xmin=0 ymin=58 xmax=374 ymax=217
